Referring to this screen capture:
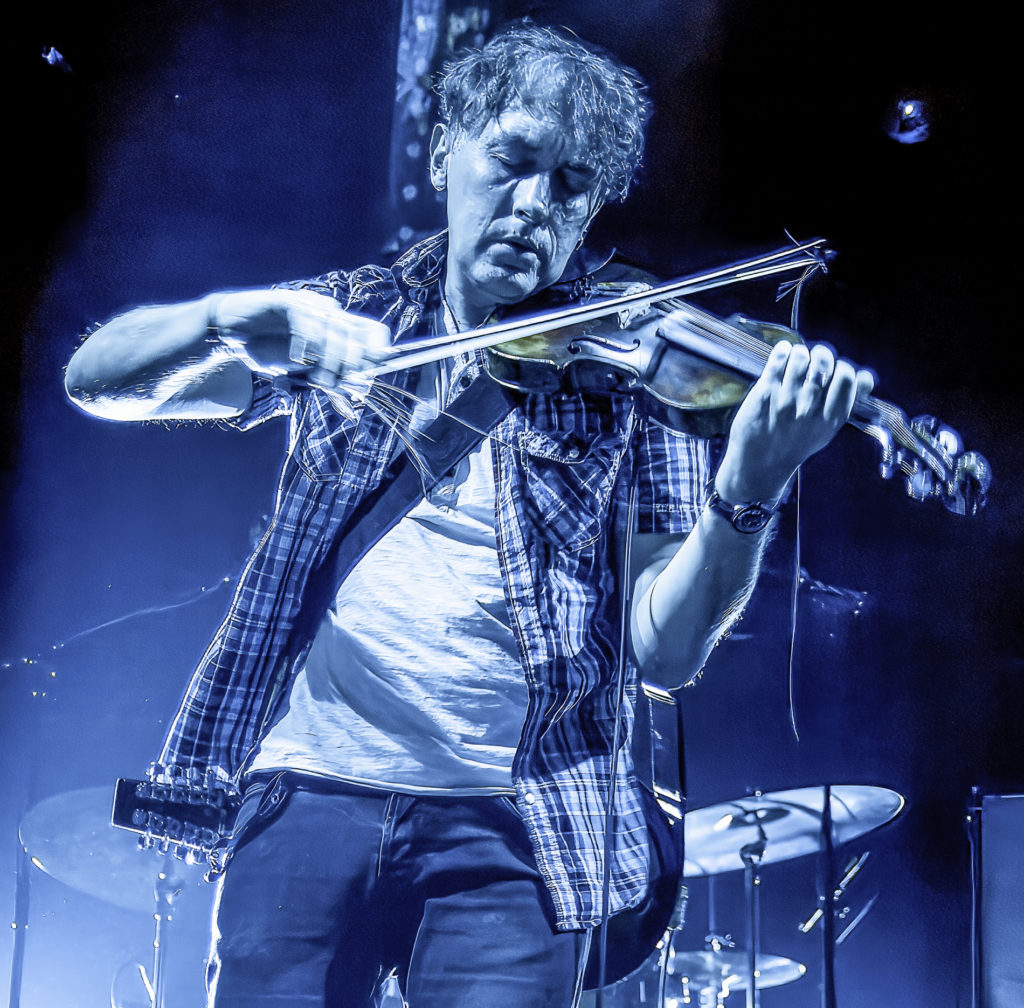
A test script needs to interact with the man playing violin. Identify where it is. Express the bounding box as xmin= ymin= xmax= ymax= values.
xmin=64 ymin=22 xmax=872 ymax=1008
